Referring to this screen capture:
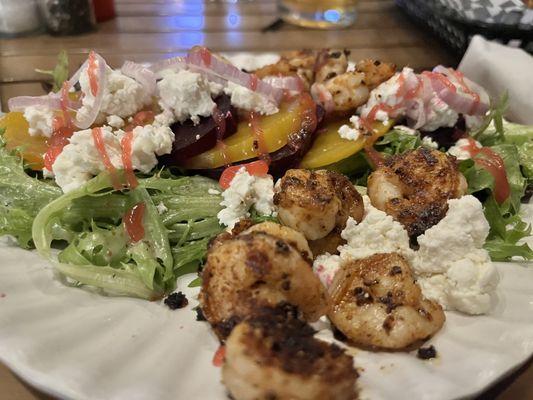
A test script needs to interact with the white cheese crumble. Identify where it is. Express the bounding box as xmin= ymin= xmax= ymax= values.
xmin=448 ymin=138 xmax=481 ymax=160
xmin=359 ymin=67 xmax=413 ymax=119
xmin=208 ymin=188 xmax=221 ymax=195
xmin=52 ymin=124 xmax=174 ymax=193
xmin=23 ymin=105 xmax=54 ymax=138
xmin=217 ymin=168 xmax=276 ymax=229
xmin=313 ymin=253 xmax=341 ymax=287
xmin=338 ymin=116 xmax=363 ymax=141
xmin=156 ymin=69 xmax=216 ymax=126
xmin=224 ymin=82 xmax=278 ymax=116
xmin=375 ymin=109 xmax=389 ymax=123
xmin=412 ymin=195 xmax=498 ymax=314
xmin=106 ymin=115 xmax=125 ymax=129
xmin=313 ymin=195 xmax=498 ymax=315
xmin=421 ymin=136 xmax=439 ymax=149
xmin=411 ymin=96 xmax=458 ymax=132
xmin=339 ymin=196 xmax=413 ymax=262
xmin=77 ymin=65 xmax=151 ymax=124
